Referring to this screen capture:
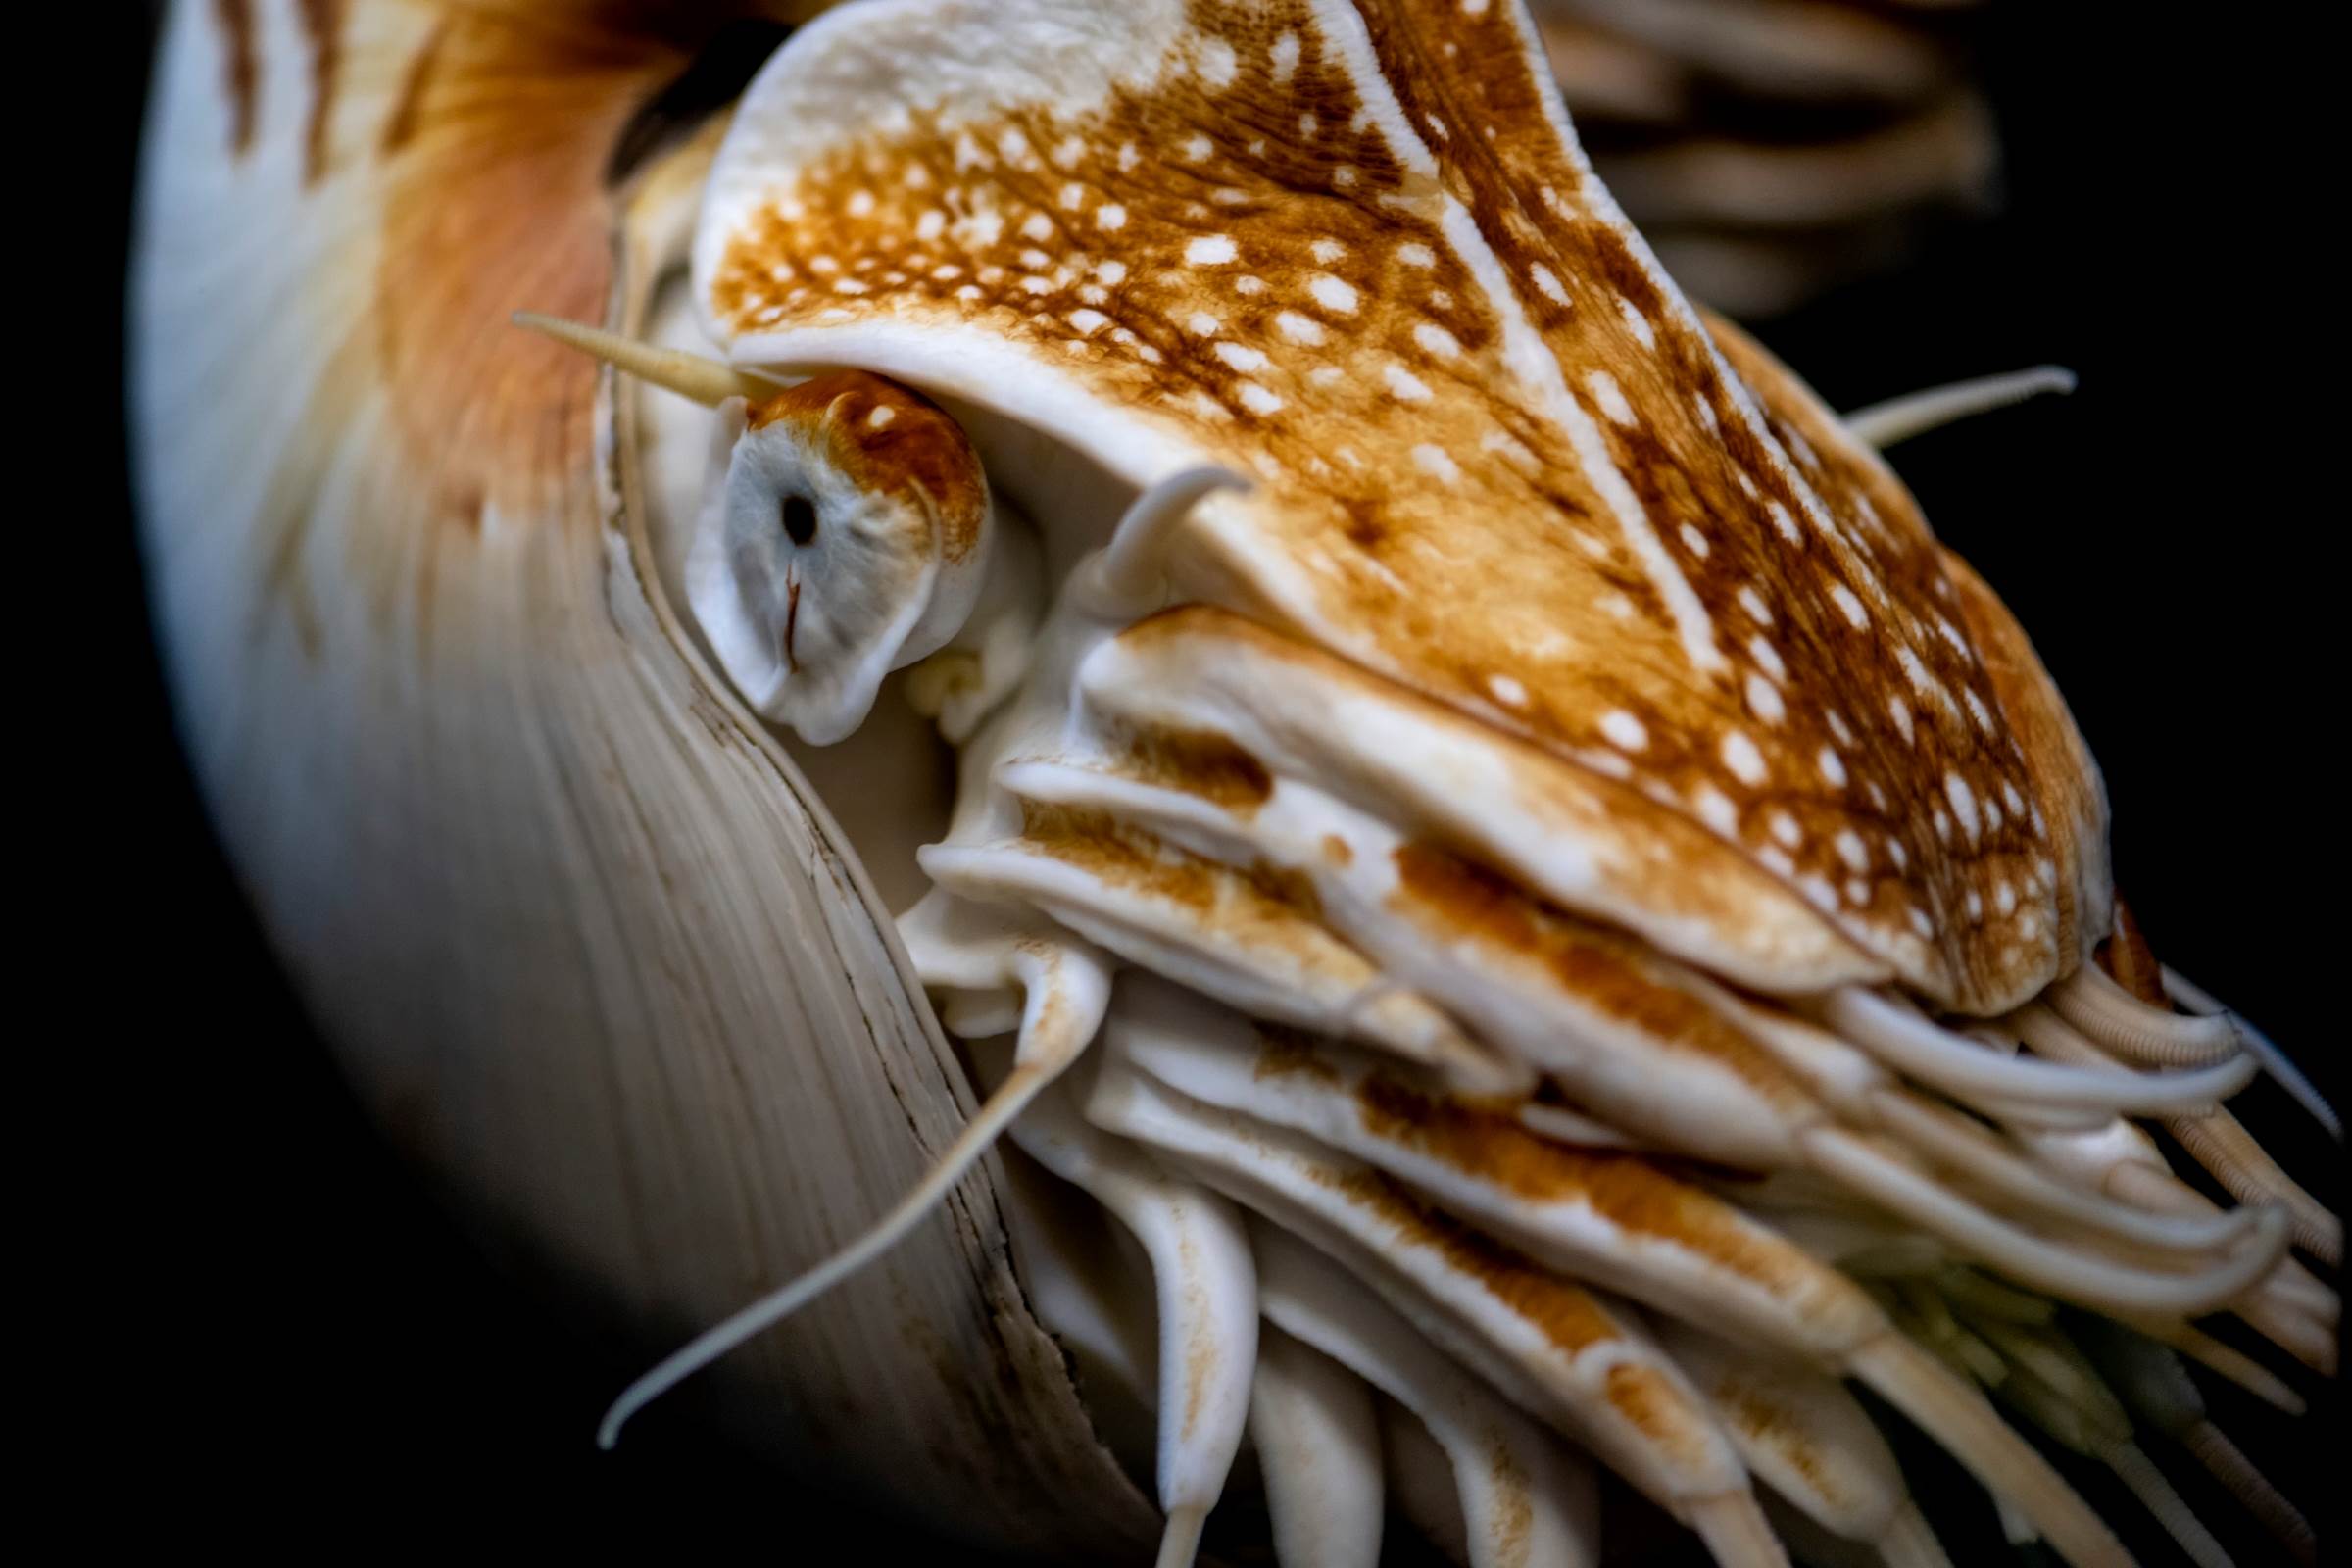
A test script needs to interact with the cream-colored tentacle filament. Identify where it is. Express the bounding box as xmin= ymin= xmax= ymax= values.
xmin=2079 ymin=1319 xmax=2319 ymax=1565
xmin=512 ymin=312 xmax=776 ymax=405
xmin=1001 ymin=1068 xmax=1256 ymax=1568
xmin=1252 ymin=1224 xmax=1602 ymax=1568
xmin=2008 ymin=1004 xmax=2340 ymax=1265
xmin=597 ymin=939 xmax=1111 ymax=1447
xmin=1824 ymin=989 xmax=2256 ymax=1116
xmin=1842 ymin=365 xmax=2078 ymax=449
xmin=1071 ymin=466 xmax=1254 ymax=617
xmin=1248 ymin=1326 xmax=1386 ymax=1568
xmin=2049 ymin=962 xmax=2241 ymax=1066
xmin=2162 ymin=966 xmax=2342 ymax=1139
